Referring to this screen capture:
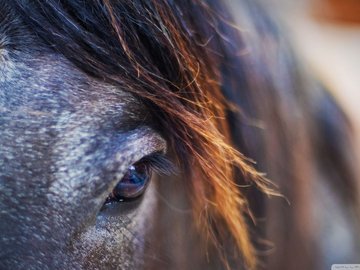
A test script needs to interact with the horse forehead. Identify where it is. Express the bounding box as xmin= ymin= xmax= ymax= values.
xmin=0 ymin=47 xmax=151 ymax=149
xmin=3 ymin=50 xmax=133 ymax=106
xmin=0 ymin=6 xmax=144 ymax=119
xmin=0 ymin=48 xmax=149 ymax=161
xmin=0 ymin=43 xmax=151 ymax=192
